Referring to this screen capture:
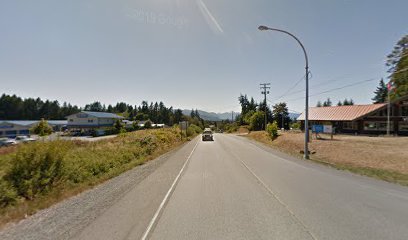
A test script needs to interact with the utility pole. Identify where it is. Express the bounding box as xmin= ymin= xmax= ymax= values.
xmin=387 ymin=91 xmax=390 ymax=136
xmin=282 ymin=113 xmax=284 ymax=130
xmin=231 ymin=111 xmax=234 ymax=122
xmin=260 ymin=83 xmax=271 ymax=130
